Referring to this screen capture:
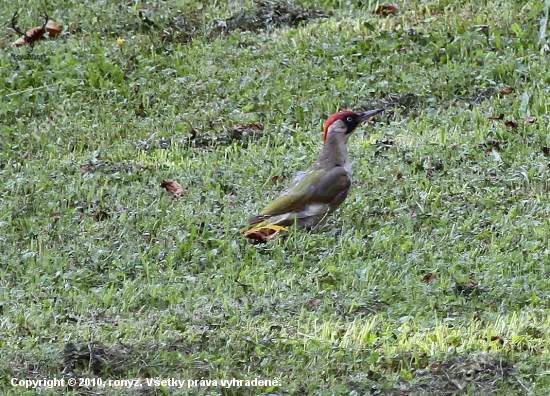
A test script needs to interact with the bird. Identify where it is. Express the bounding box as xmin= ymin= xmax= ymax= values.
xmin=245 ymin=108 xmax=384 ymax=233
